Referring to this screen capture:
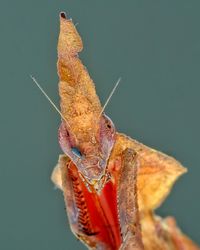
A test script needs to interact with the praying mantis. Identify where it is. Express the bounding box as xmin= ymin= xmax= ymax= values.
xmin=33 ymin=12 xmax=199 ymax=250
